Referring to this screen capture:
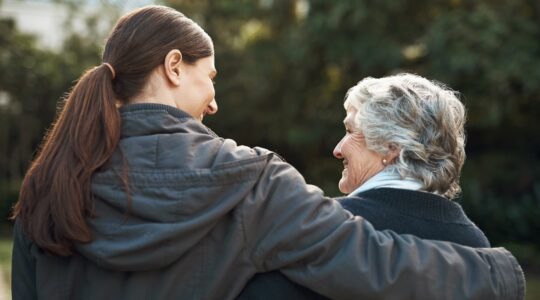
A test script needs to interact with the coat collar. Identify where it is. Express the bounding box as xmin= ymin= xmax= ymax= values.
xmin=118 ymin=103 xmax=216 ymax=138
